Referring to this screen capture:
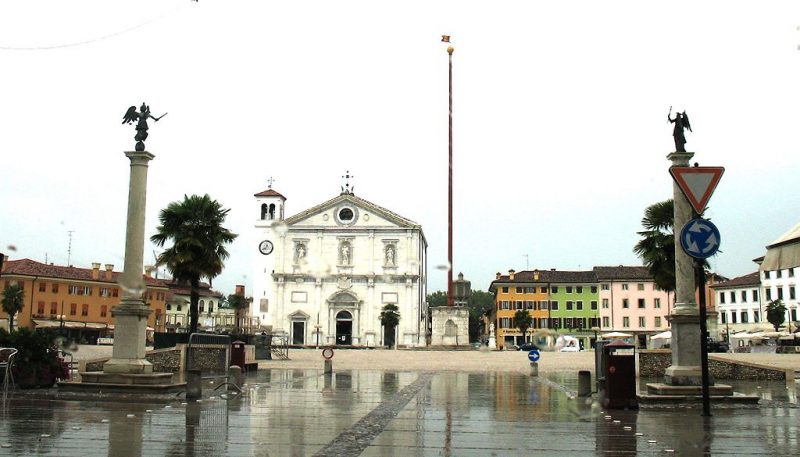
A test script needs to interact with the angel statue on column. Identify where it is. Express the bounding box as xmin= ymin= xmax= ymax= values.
xmin=667 ymin=106 xmax=691 ymax=152
xmin=122 ymin=103 xmax=167 ymax=151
